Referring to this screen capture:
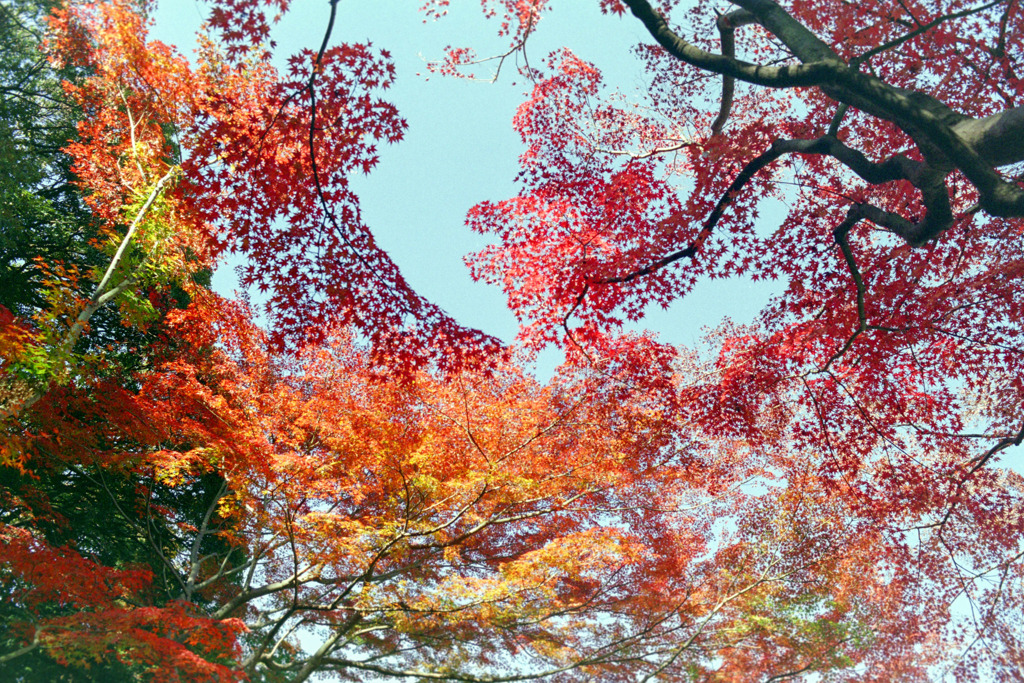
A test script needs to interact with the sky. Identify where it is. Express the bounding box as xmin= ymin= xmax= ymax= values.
xmin=149 ymin=3 xmax=1023 ymax=672
xmin=151 ymin=0 xmax=782 ymax=374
